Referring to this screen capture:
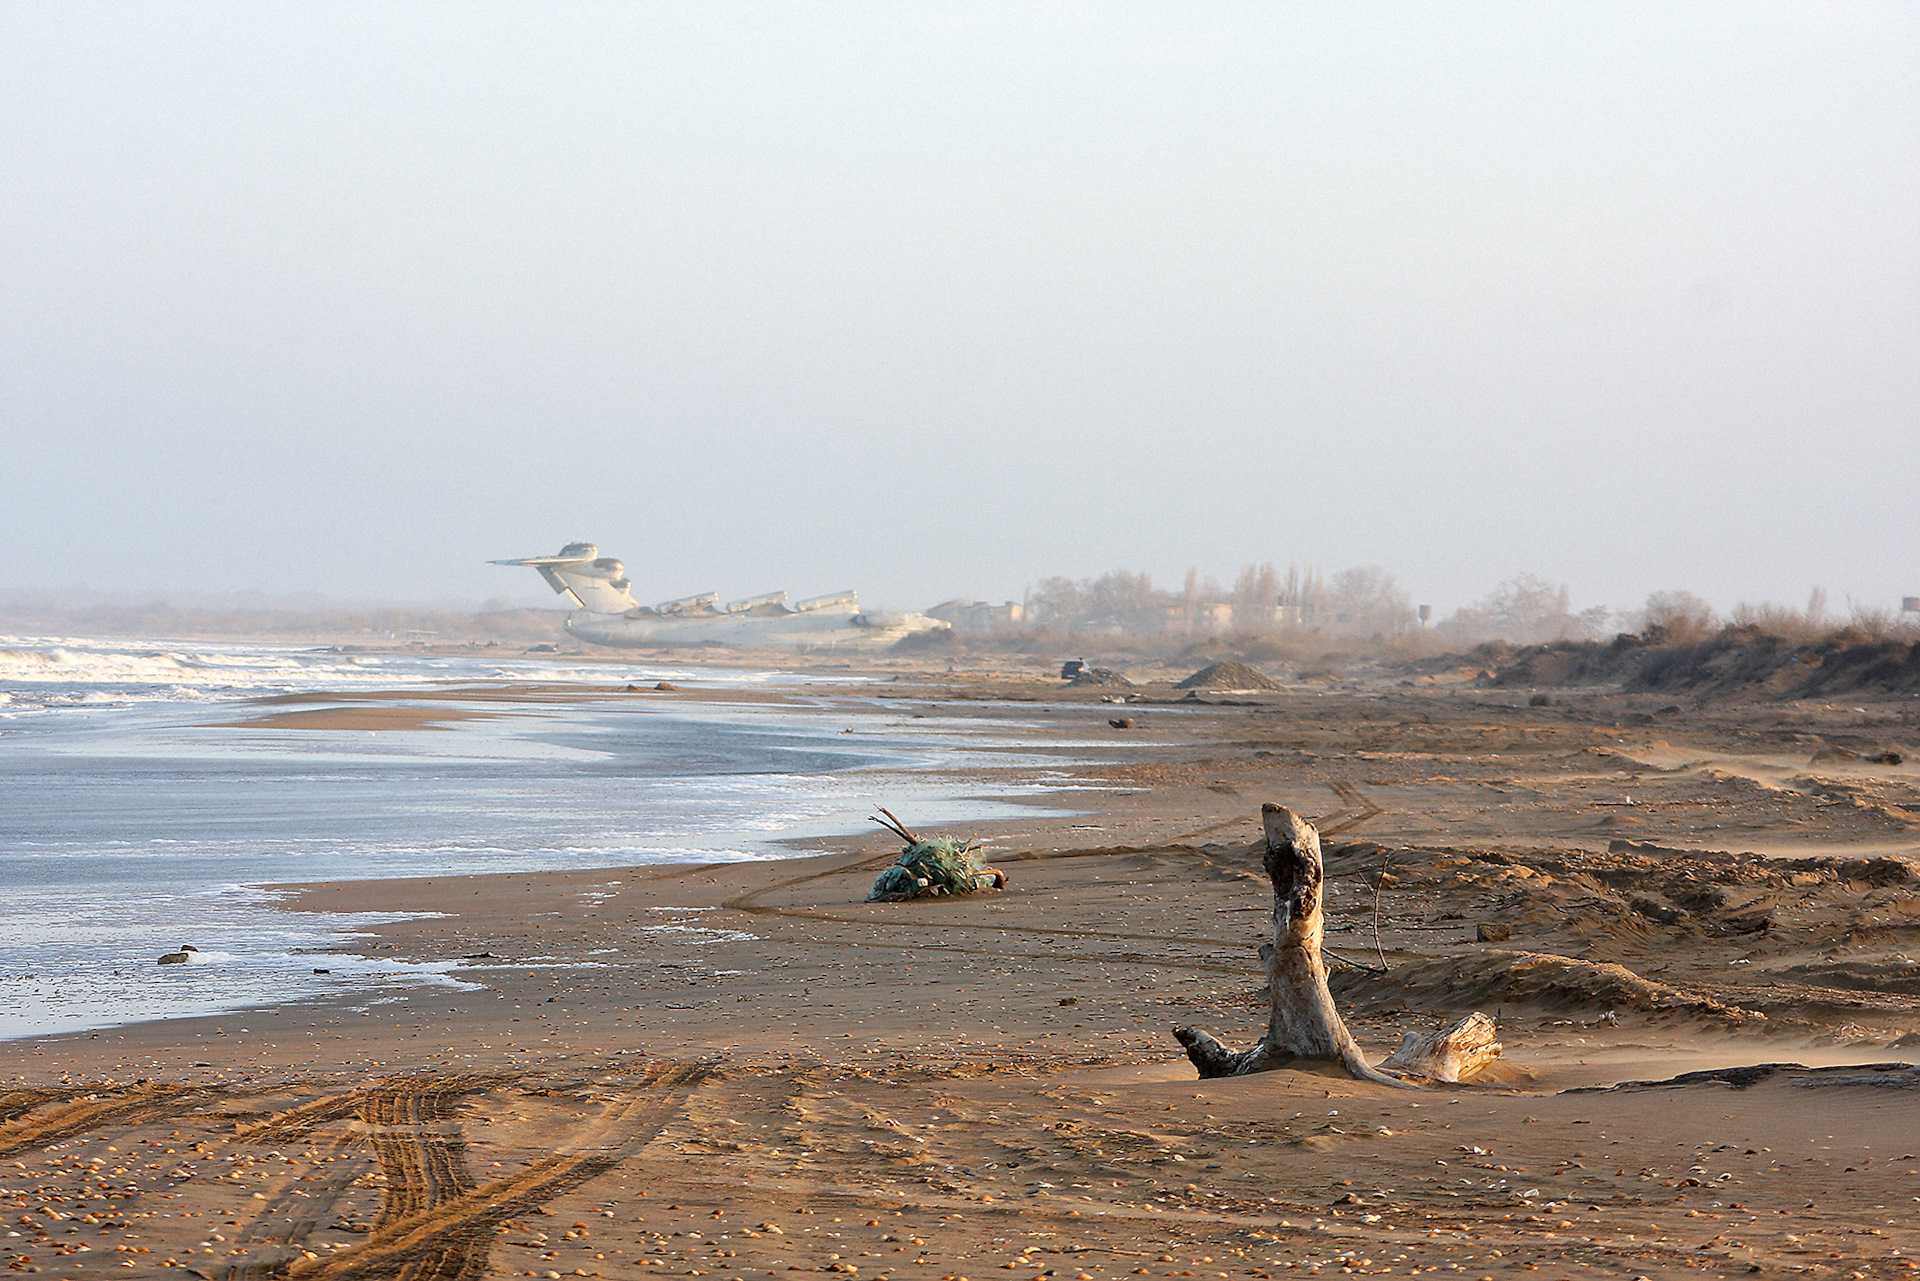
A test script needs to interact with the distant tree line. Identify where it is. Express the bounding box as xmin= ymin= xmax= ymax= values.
xmin=9 ymin=576 xmax=1904 ymax=654
xmin=1014 ymin=566 xmax=1907 ymax=649
xmin=1025 ymin=562 xmax=1419 ymax=639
